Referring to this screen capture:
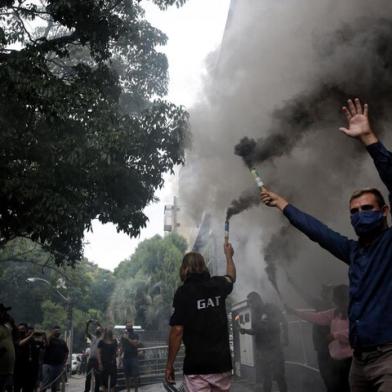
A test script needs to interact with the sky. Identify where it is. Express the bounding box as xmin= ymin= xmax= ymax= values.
xmin=83 ymin=0 xmax=231 ymax=271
